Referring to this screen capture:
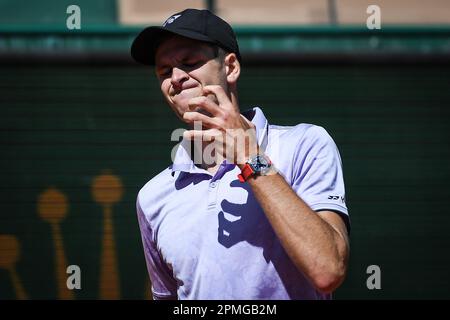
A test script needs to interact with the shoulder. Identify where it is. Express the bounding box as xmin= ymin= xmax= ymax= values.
xmin=267 ymin=123 xmax=336 ymax=158
xmin=266 ymin=123 xmax=340 ymax=179
xmin=137 ymin=166 xmax=176 ymax=214
xmin=270 ymin=123 xmax=334 ymax=145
